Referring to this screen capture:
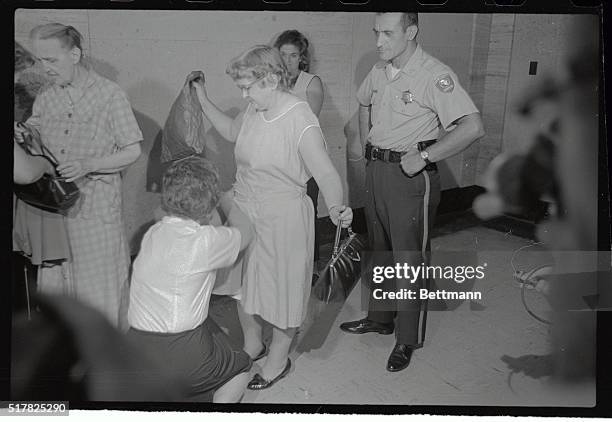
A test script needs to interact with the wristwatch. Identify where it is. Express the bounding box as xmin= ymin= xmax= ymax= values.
xmin=420 ymin=149 xmax=432 ymax=165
